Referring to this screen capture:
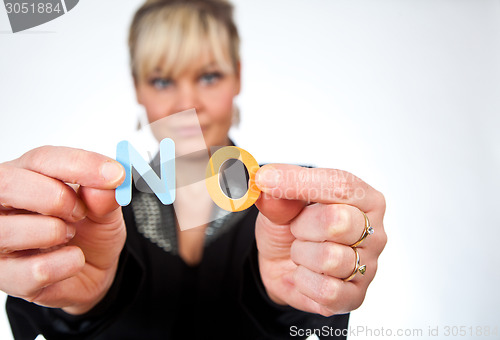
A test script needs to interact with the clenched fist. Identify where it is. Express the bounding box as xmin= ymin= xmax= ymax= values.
xmin=255 ymin=164 xmax=387 ymax=316
xmin=0 ymin=146 xmax=126 ymax=315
